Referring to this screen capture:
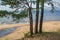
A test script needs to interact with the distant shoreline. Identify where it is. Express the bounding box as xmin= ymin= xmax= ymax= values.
xmin=0 ymin=20 xmax=60 ymax=24
xmin=43 ymin=20 xmax=60 ymax=22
